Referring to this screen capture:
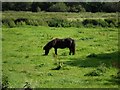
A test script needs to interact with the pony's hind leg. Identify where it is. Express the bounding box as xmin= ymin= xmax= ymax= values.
xmin=69 ymin=47 xmax=75 ymax=55
xmin=54 ymin=48 xmax=58 ymax=55
xmin=72 ymin=48 xmax=75 ymax=55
